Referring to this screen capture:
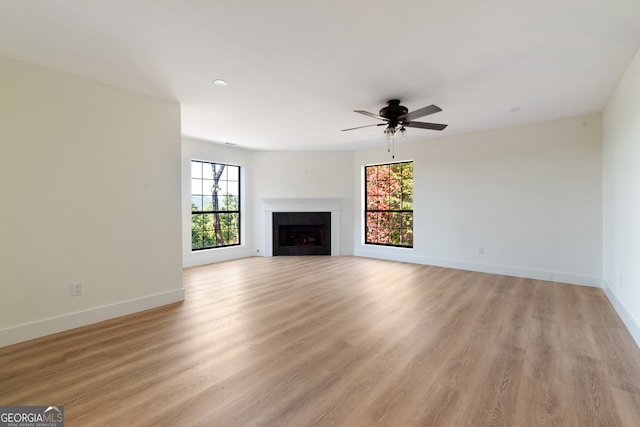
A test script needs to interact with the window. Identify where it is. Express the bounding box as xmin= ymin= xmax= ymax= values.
xmin=364 ymin=161 xmax=413 ymax=248
xmin=191 ymin=160 xmax=240 ymax=250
